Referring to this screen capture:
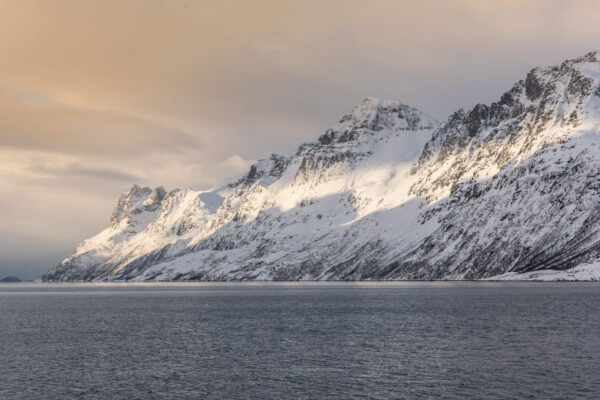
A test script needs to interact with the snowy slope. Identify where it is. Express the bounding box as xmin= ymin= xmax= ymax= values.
xmin=43 ymin=51 xmax=600 ymax=281
xmin=486 ymin=262 xmax=600 ymax=281
xmin=394 ymin=51 xmax=600 ymax=279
